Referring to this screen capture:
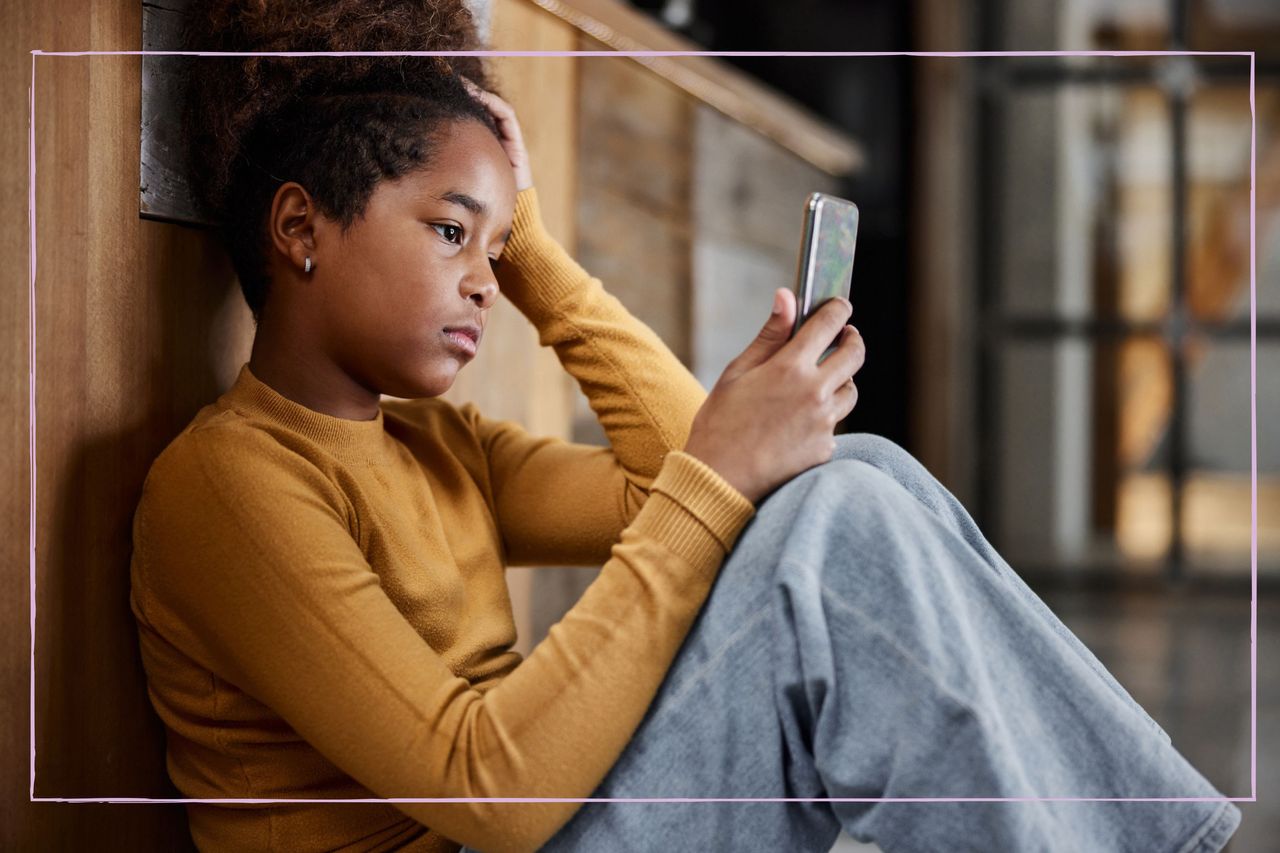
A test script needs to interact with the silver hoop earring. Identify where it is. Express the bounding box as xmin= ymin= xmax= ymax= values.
xmin=304 ymin=256 xmax=313 ymax=274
